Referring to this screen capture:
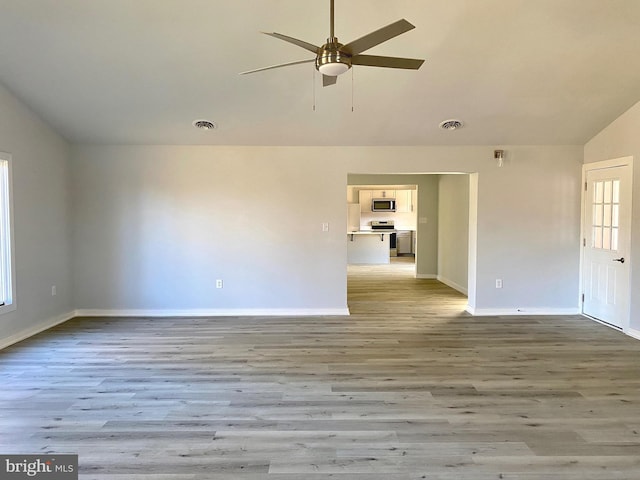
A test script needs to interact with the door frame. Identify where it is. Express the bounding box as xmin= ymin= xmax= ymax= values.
xmin=580 ymin=156 xmax=634 ymax=332
xmin=346 ymin=173 xmax=476 ymax=312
